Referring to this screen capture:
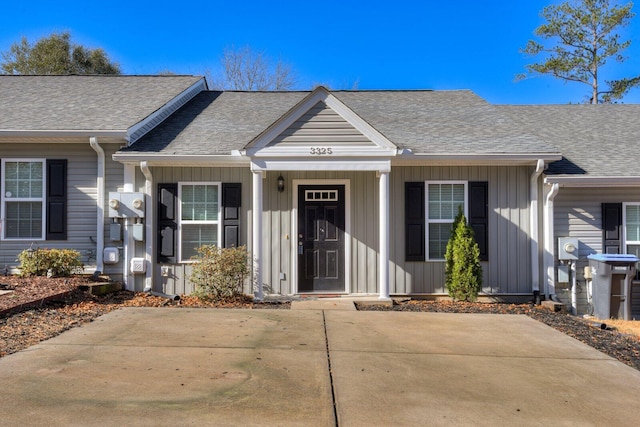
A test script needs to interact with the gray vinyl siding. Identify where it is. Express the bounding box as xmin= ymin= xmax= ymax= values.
xmin=391 ymin=166 xmax=532 ymax=296
xmin=553 ymin=186 xmax=640 ymax=314
xmin=0 ymin=141 xmax=123 ymax=275
xmin=147 ymin=165 xmax=534 ymax=297
xmin=268 ymin=101 xmax=375 ymax=147
xmin=147 ymin=166 xmax=253 ymax=295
